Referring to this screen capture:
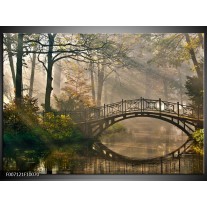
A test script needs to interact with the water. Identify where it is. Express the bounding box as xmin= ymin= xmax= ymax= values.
xmin=100 ymin=118 xmax=188 ymax=159
xmin=4 ymin=150 xmax=203 ymax=175
xmin=3 ymin=118 xmax=203 ymax=175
